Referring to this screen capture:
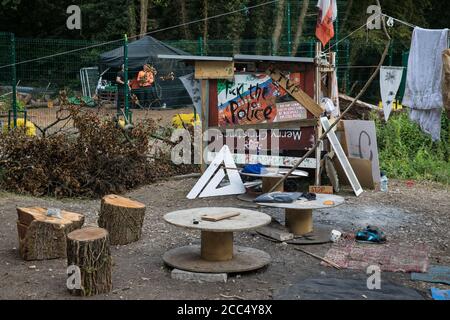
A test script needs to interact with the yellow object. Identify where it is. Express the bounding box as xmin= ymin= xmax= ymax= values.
xmin=172 ymin=113 xmax=201 ymax=129
xmin=3 ymin=118 xmax=37 ymax=137
xmin=378 ymin=100 xmax=403 ymax=111
xmin=118 ymin=119 xmax=126 ymax=129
